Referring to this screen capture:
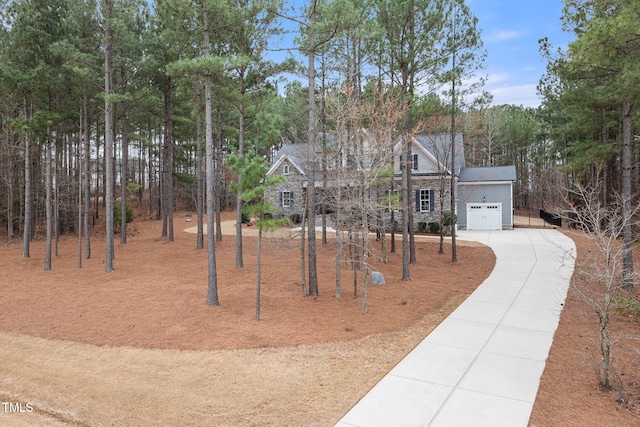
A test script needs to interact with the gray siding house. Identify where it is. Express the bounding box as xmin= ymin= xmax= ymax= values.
xmin=267 ymin=133 xmax=517 ymax=231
